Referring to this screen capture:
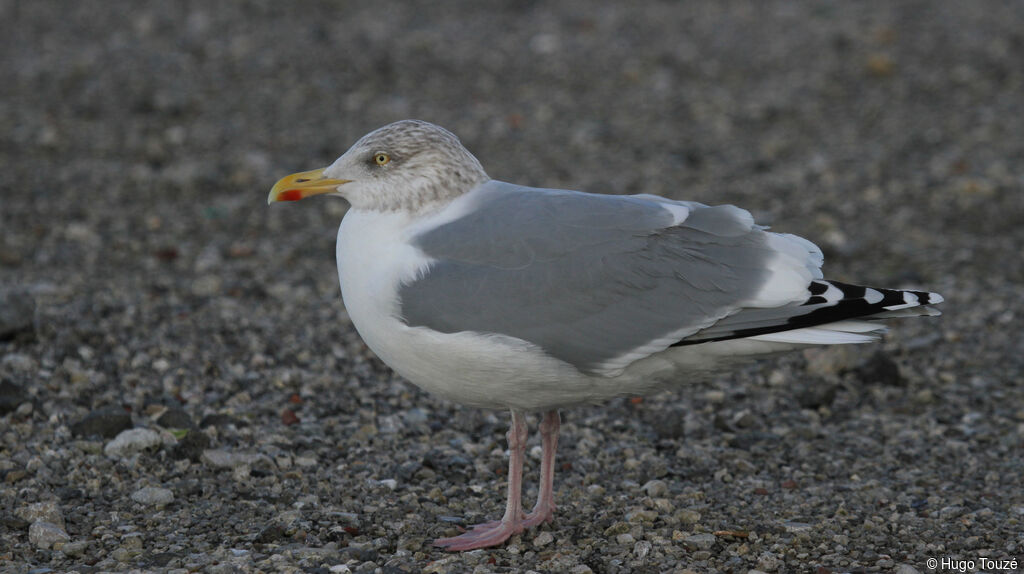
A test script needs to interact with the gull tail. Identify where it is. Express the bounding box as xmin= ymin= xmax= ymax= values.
xmin=674 ymin=280 xmax=944 ymax=347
